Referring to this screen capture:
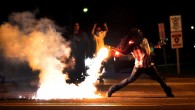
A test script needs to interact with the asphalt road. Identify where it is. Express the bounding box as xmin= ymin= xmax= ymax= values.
xmin=0 ymin=77 xmax=195 ymax=110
